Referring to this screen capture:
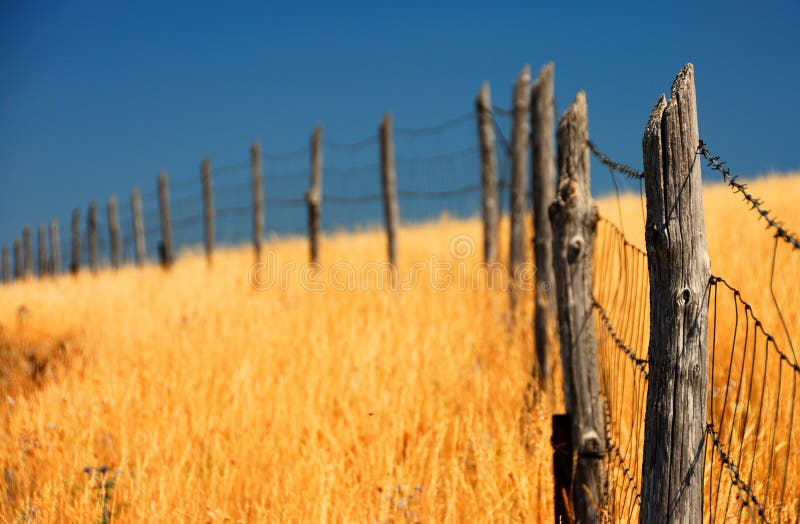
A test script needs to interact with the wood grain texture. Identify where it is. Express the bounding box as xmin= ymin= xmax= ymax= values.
xmin=509 ymin=65 xmax=530 ymax=309
xmin=37 ymin=224 xmax=47 ymax=277
xmin=640 ymin=63 xmax=709 ymax=524
xmin=49 ymin=219 xmax=60 ymax=274
xmin=22 ymin=226 xmax=32 ymax=277
xmin=380 ymin=113 xmax=399 ymax=269
xmin=476 ymin=82 xmax=499 ymax=265
xmin=131 ymin=189 xmax=146 ymax=266
xmin=108 ymin=196 xmax=121 ymax=269
xmin=202 ymin=157 xmax=215 ymax=262
xmin=550 ymin=91 xmax=607 ymax=523
xmin=251 ymin=142 xmax=264 ymax=261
